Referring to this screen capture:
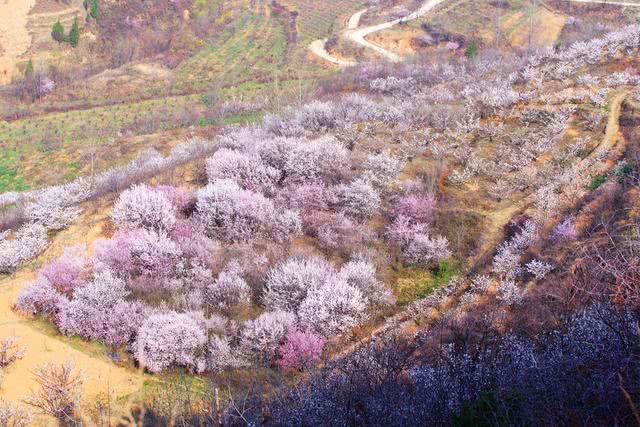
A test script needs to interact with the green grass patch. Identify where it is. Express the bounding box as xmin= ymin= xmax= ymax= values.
xmin=29 ymin=316 xmax=136 ymax=369
xmin=0 ymin=151 xmax=30 ymax=192
xmin=224 ymin=110 xmax=264 ymax=125
xmin=588 ymin=174 xmax=607 ymax=190
xmin=394 ymin=259 xmax=459 ymax=305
